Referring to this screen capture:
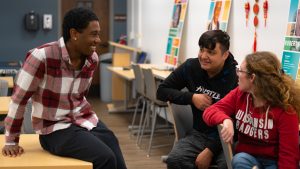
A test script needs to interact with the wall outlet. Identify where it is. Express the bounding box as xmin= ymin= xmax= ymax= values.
xmin=43 ymin=14 xmax=52 ymax=30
